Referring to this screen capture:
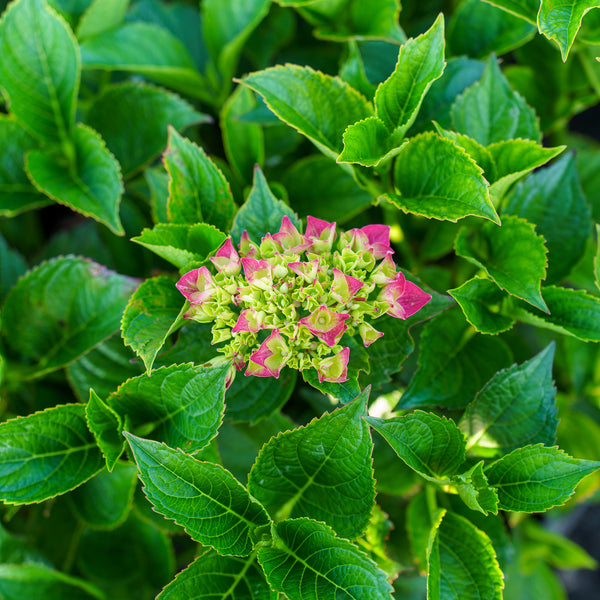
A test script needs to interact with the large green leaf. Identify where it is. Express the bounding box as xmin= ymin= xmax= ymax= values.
xmin=366 ymin=411 xmax=466 ymax=482
xmin=504 ymin=152 xmax=591 ymax=283
xmin=427 ymin=511 xmax=503 ymax=600
xmin=1 ymin=256 xmax=138 ymax=378
xmin=538 ymin=0 xmax=600 ymax=59
xmin=482 ymin=0 xmax=539 ymax=23
xmin=485 ymin=444 xmax=600 ymax=512
xmin=110 ymin=363 xmax=227 ymax=453
xmin=239 ymin=64 xmax=373 ymax=159
xmin=452 ymin=461 xmax=499 ymax=515
xmin=248 ymin=389 xmax=375 ymax=539
xmin=451 ymin=55 xmax=541 ymax=146
xmin=230 ymin=166 xmax=300 ymax=244
xmin=0 ymin=0 xmax=79 ymax=144
xmin=384 ymin=132 xmax=499 ymax=224
xmin=460 ymin=343 xmax=557 ymax=457
xmin=0 ymin=233 xmax=28 ymax=303
xmin=0 ymin=117 xmax=48 ymax=217
xmin=0 ymin=564 xmax=104 ymax=600
xmin=158 ymin=550 xmax=278 ymax=600
xmin=165 ymin=128 xmax=235 ymax=231
xmin=121 ymin=275 xmax=185 ymax=374
xmin=455 ymin=215 xmax=548 ymax=311
xmin=0 ymin=404 xmax=103 ymax=505
xmin=80 ymin=22 xmax=208 ymax=98
xmin=258 ymin=518 xmax=393 ymax=600
xmin=124 ymin=433 xmax=271 ymax=556
xmin=76 ymin=0 xmax=129 ymax=40
xmin=86 ymin=389 xmax=125 ymax=471
xmin=86 ymin=82 xmax=210 ymax=178
xmin=26 ymin=123 xmax=124 ymax=234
